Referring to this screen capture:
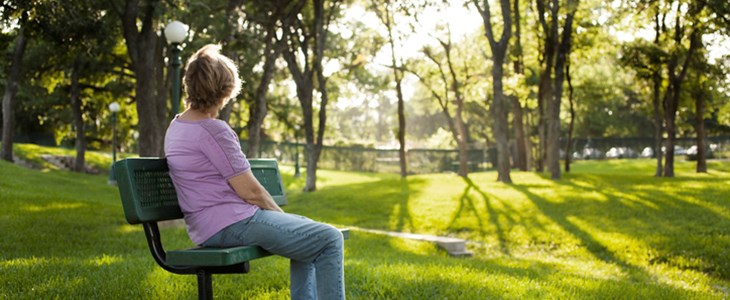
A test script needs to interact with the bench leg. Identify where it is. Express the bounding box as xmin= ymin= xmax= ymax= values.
xmin=197 ymin=270 xmax=212 ymax=300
